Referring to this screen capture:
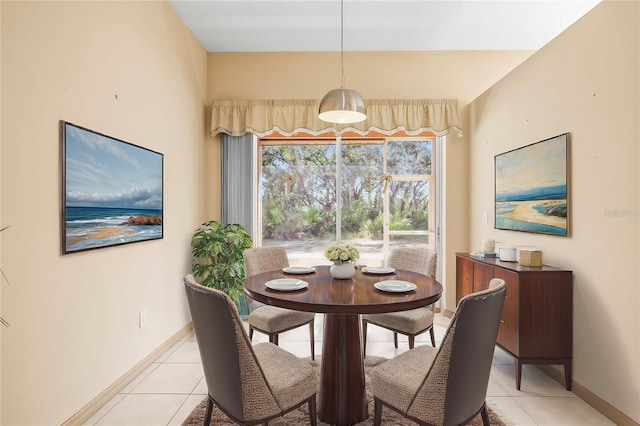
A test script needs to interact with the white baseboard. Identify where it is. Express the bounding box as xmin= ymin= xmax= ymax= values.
xmin=61 ymin=323 xmax=194 ymax=425
xmin=538 ymin=365 xmax=638 ymax=426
